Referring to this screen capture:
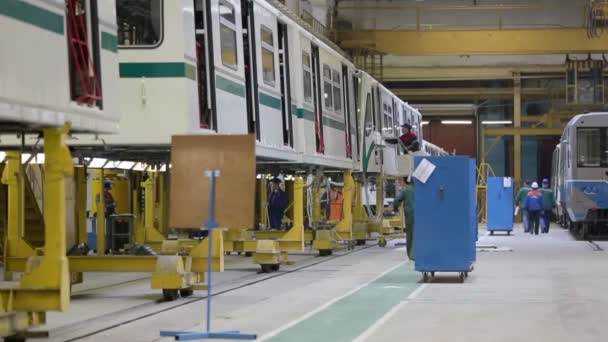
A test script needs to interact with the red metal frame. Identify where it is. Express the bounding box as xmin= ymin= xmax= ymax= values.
xmin=66 ymin=0 xmax=102 ymax=106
